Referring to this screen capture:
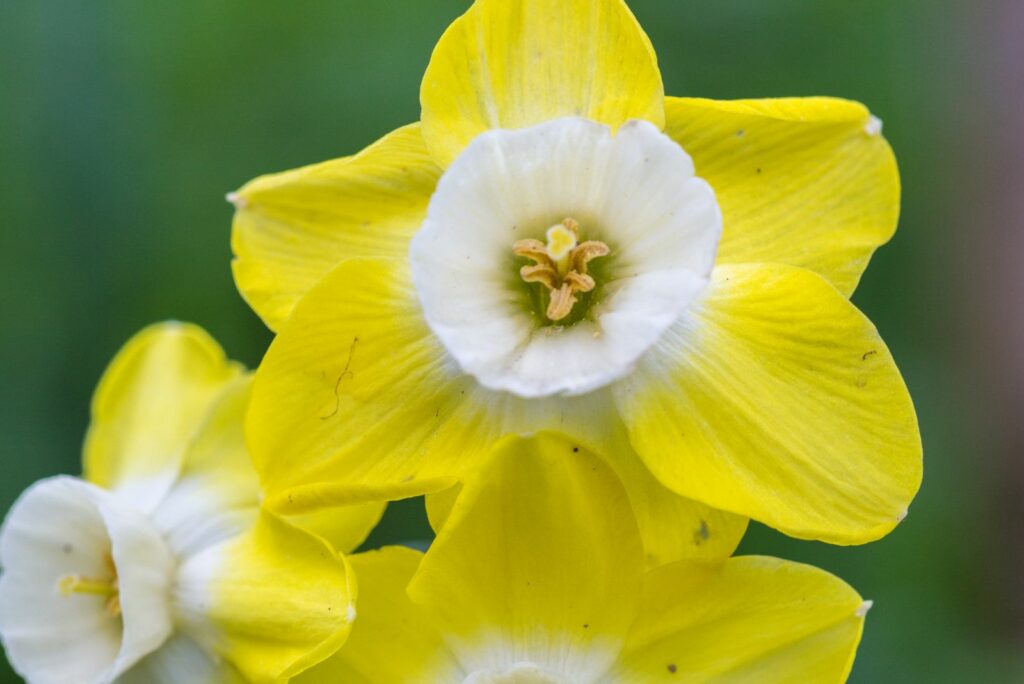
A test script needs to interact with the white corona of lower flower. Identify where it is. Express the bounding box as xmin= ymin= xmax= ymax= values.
xmin=0 ymin=477 xmax=178 ymax=684
xmin=0 ymin=474 xmax=245 ymax=684
xmin=411 ymin=117 xmax=721 ymax=397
